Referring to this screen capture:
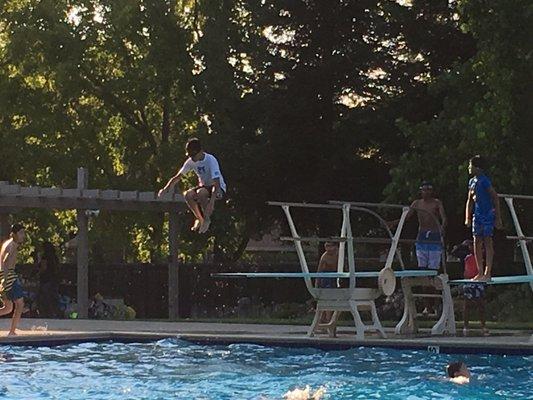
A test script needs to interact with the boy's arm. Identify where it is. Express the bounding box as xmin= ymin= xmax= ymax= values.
xmin=204 ymin=178 xmax=221 ymax=217
xmin=465 ymin=190 xmax=473 ymax=227
xmin=158 ymin=160 xmax=190 ymax=196
xmin=437 ymin=199 xmax=447 ymax=232
xmin=1 ymin=244 xmax=15 ymax=270
xmin=387 ymin=200 xmax=416 ymax=228
xmin=488 ymin=187 xmax=503 ymax=229
xmin=317 ymin=254 xmax=326 ymax=272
